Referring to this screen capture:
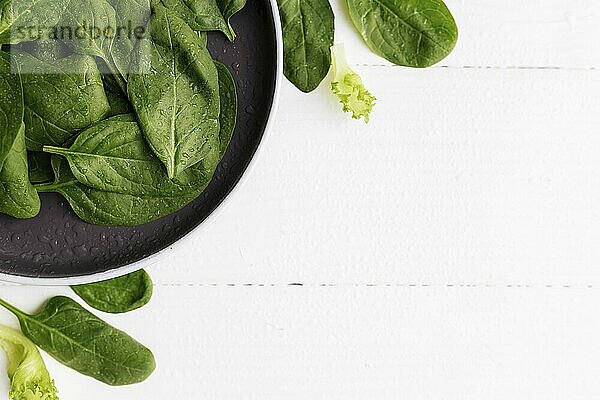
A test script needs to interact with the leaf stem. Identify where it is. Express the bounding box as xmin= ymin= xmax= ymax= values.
xmin=42 ymin=146 xmax=67 ymax=156
xmin=0 ymin=298 xmax=24 ymax=317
